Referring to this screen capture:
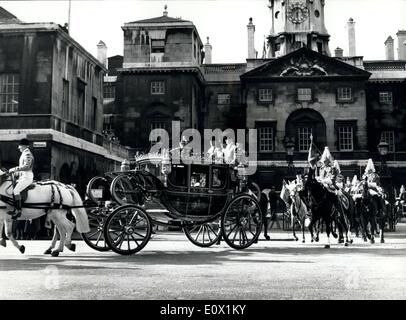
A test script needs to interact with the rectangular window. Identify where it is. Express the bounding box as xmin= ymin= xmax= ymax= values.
xmin=0 ymin=74 xmax=19 ymax=113
xmin=337 ymin=87 xmax=352 ymax=102
xmin=258 ymin=127 xmax=274 ymax=152
xmin=62 ymin=79 xmax=69 ymax=119
xmin=379 ymin=91 xmax=393 ymax=105
xmin=78 ymin=88 xmax=85 ymax=126
xmin=338 ymin=126 xmax=354 ymax=151
xmin=151 ymin=81 xmax=165 ymax=95
xmin=91 ymin=97 xmax=97 ymax=131
xmin=258 ymin=89 xmax=273 ymax=102
xmin=103 ymin=84 xmax=115 ymax=99
xmin=151 ymin=40 xmax=165 ymax=53
xmin=298 ymin=127 xmax=313 ymax=152
xmin=217 ymin=94 xmax=231 ymax=105
xmin=381 ymin=131 xmax=395 ymax=153
xmin=297 ymin=88 xmax=312 ymax=102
